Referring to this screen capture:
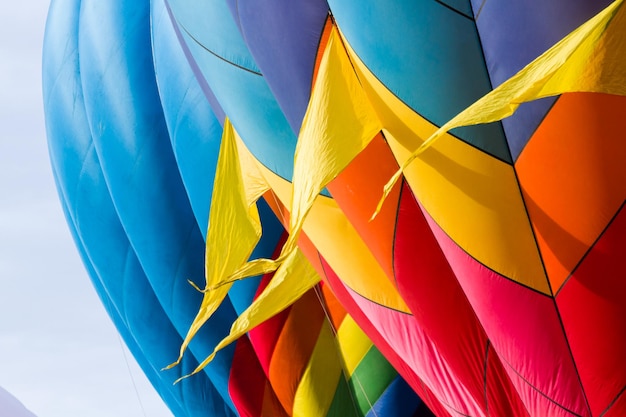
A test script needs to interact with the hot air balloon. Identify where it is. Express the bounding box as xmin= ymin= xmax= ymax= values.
xmin=42 ymin=0 xmax=432 ymax=416
xmin=43 ymin=0 xmax=626 ymax=416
